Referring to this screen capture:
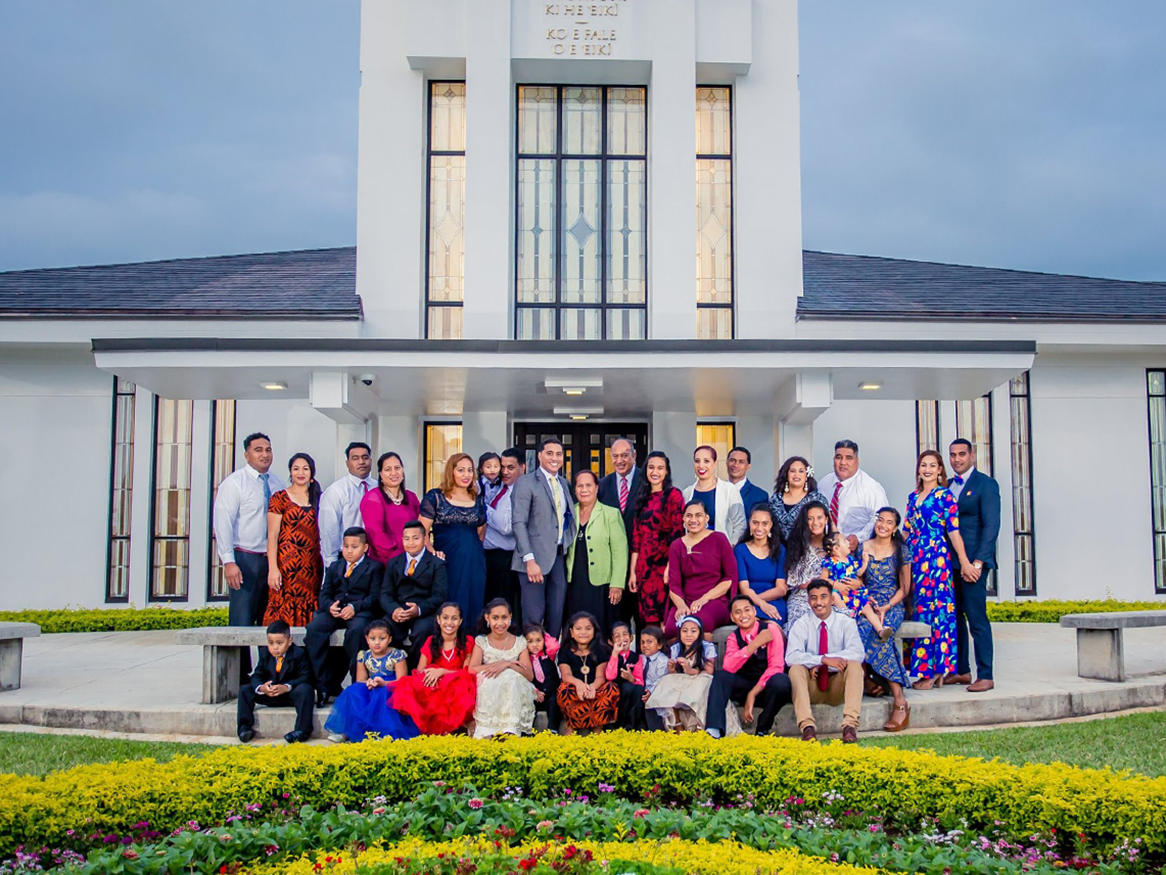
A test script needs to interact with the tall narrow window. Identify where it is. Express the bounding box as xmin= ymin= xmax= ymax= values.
xmin=1009 ymin=373 xmax=1036 ymax=595
xmin=207 ymin=400 xmax=237 ymax=601
xmin=696 ymin=86 xmax=733 ymax=339
xmin=957 ymin=394 xmax=996 ymax=594
xmin=106 ymin=378 xmax=136 ymax=602
xmin=426 ymin=81 xmax=466 ymax=339
xmin=150 ymin=398 xmax=193 ymax=600
xmin=1147 ymin=371 xmax=1166 ymax=594
xmin=424 ymin=423 xmax=464 ymax=492
xmin=695 ymin=422 xmax=735 ymax=480
xmin=914 ymin=401 xmax=939 ymax=455
xmin=516 ymin=85 xmax=647 ymax=340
